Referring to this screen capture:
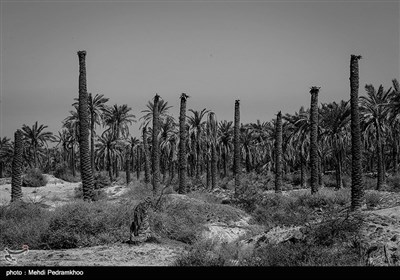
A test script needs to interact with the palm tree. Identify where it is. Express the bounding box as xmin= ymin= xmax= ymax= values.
xmin=159 ymin=116 xmax=178 ymax=182
xmin=320 ymin=101 xmax=351 ymax=189
xmin=128 ymin=136 xmax=140 ymax=173
xmin=350 ymin=55 xmax=364 ymax=211
xmin=218 ymin=120 xmax=233 ymax=177
xmin=178 ymin=93 xmax=189 ymax=193
xmin=275 ymin=111 xmax=283 ymax=193
xmin=125 ymin=145 xmax=131 ymax=185
xmin=188 ymin=108 xmax=210 ymax=178
xmin=240 ymin=124 xmax=254 ymax=173
xmin=309 ymin=86 xmax=320 ymax=194
xmin=21 ymin=121 xmax=54 ymax=168
xmin=234 ymin=100 xmax=241 ymax=195
xmin=152 ymin=94 xmax=161 ymax=197
xmin=77 ymin=50 xmax=94 ymax=201
xmin=11 ymin=130 xmax=23 ymax=202
xmin=0 ymin=137 xmax=13 ymax=178
xmin=141 ymin=99 xmax=173 ymax=128
xmin=74 ymin=93 xmax=109 ymax=173
xmin=360 ymin=84 xmax=391 ymax=190
xmin=388 ymin=79 xmax=400 ymax=175
xmin=284 ymin=107 xmax=310 ymax=188
xmin=142 ymin=126 xmax=151 ymax=184
xmin=62 ymin=112 xmax=79 ymax=177
xmin=207 ymin=112 xmax=218 ymax=189
xmin=95 ymin=130 xmax=124 ymax=181
xmin=103 ymin=104 xmax=135 ymax=176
